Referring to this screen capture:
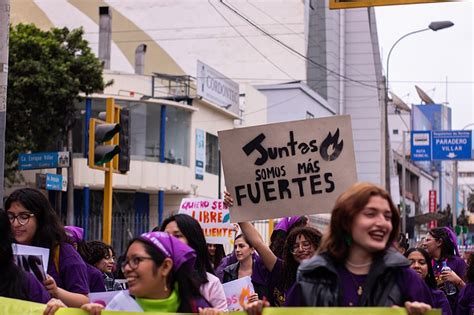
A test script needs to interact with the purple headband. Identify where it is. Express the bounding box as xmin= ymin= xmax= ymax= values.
xmin=274 ymin=216 xmax=301 ymax=233
xmin=443 ymin=227 xmax=460 ymax=256
xmin=64 ymin=226 xmax=84 ymax=244
xmin=138 ymin=232 xmax=196 ymax=271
